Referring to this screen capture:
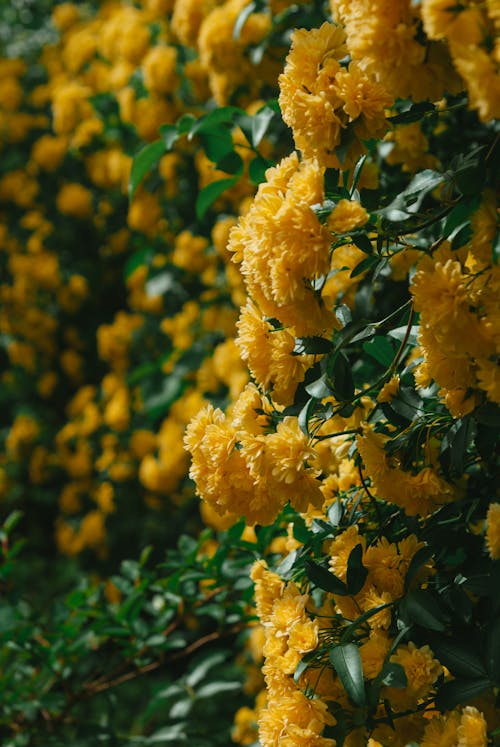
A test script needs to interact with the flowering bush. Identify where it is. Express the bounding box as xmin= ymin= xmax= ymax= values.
xmin=0 ymin=0 xmax=499 ymax=745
